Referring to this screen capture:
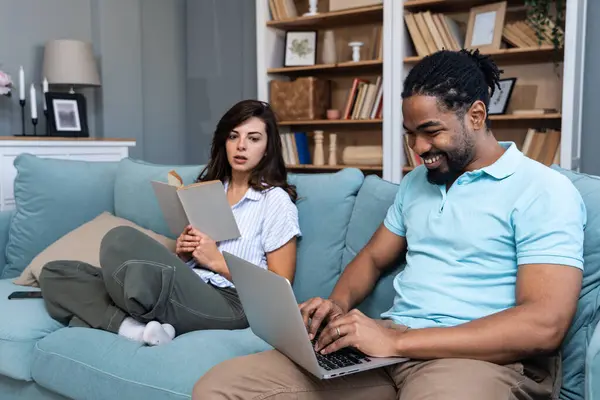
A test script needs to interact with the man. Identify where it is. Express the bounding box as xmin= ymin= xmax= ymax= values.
xmin=192 ymin=49 xmax=586 ymax=399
